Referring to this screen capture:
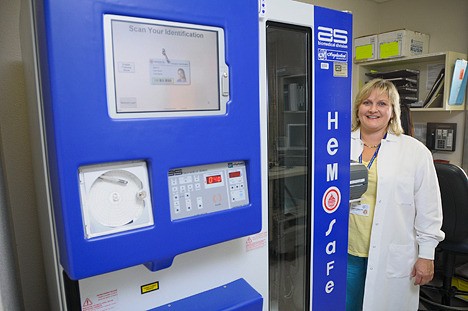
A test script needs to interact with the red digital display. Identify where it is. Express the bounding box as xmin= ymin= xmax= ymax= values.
xmin=206 ymin=175 xmax=222 ymax=184
xmin=229 ymin=171 xmax=241 ymax=178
